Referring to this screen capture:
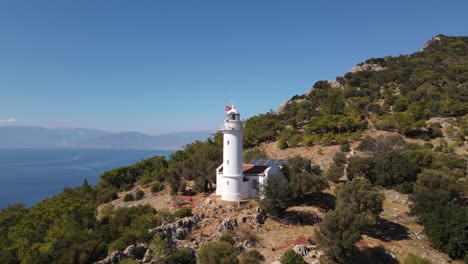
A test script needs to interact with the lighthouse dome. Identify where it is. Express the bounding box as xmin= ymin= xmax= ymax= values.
xmin=227 ymin=105 xmax=240 ymax=115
